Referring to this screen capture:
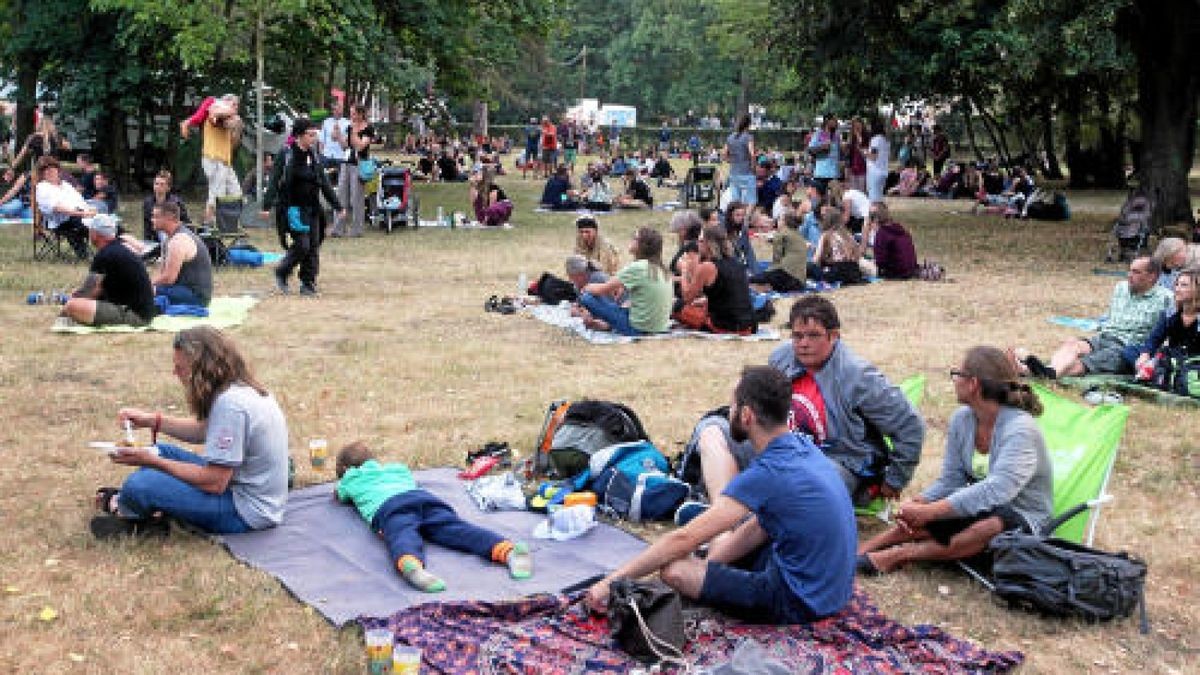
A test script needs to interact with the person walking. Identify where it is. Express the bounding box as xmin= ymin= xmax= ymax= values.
xmin=261 ymin=119 xmax=345 ymax=296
